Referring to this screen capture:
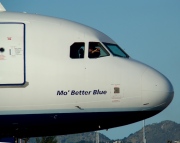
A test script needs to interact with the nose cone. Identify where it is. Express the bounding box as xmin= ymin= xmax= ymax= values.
xmin=142 ymin=68 xmax=174 ymax=111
